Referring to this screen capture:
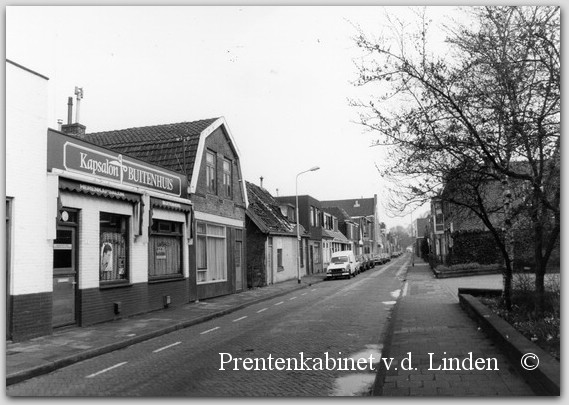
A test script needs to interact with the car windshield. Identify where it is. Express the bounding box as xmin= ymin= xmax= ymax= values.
xmin=331 ymin=256 xmax=348 ymax=263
